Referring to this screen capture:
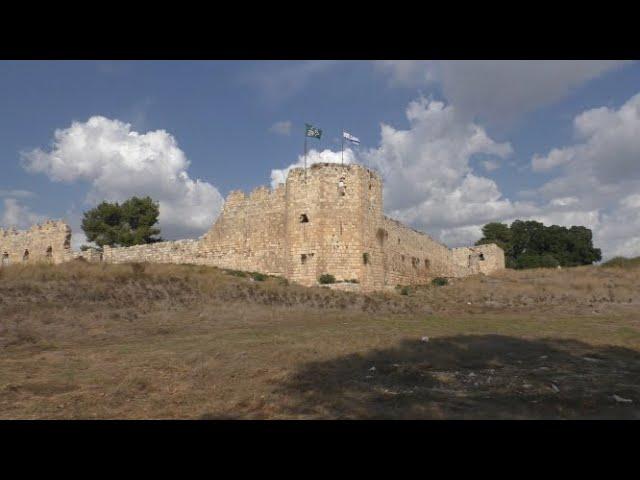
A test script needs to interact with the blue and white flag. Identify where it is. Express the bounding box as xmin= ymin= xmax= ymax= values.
xmin=343 ymin=131 xmax=360 ymax=145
